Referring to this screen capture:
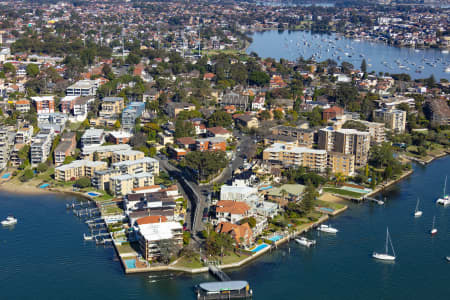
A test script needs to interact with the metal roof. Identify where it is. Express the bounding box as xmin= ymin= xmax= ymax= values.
xmin=198 ymin=281 xmax=248 ymax=292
